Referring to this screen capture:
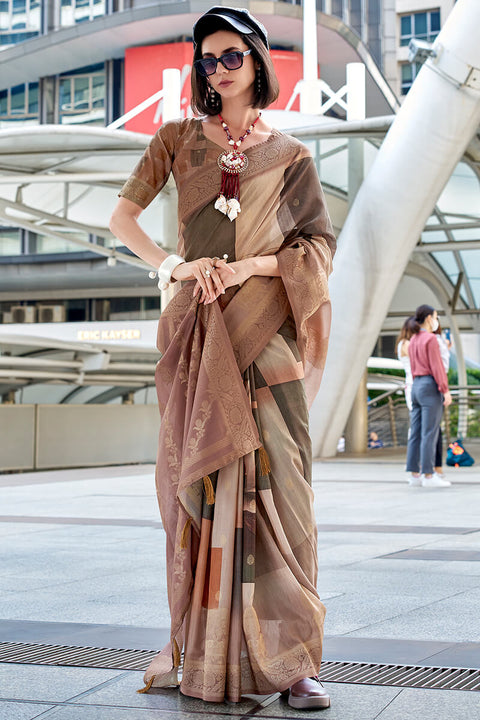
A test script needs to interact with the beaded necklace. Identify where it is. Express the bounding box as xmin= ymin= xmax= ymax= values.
xmin=214 ymin=112 xmax=261 ymax=221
